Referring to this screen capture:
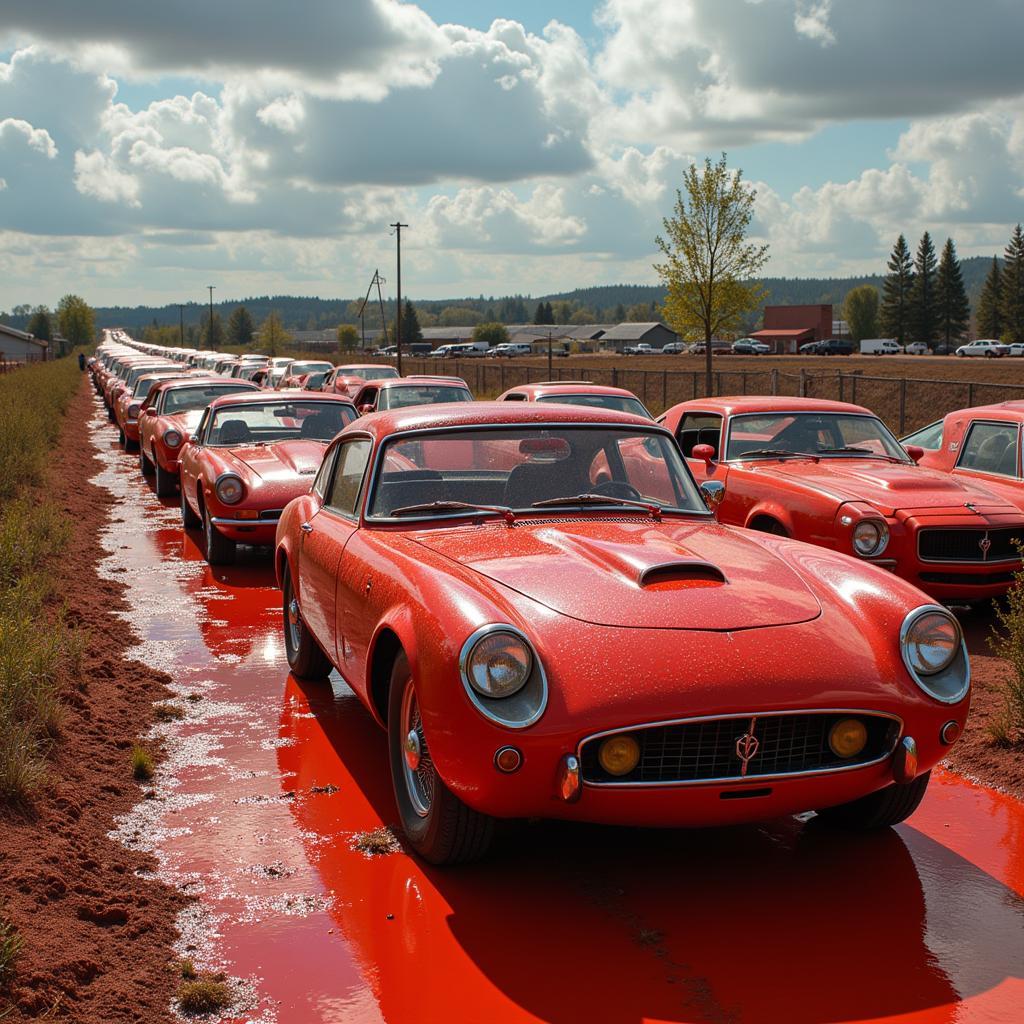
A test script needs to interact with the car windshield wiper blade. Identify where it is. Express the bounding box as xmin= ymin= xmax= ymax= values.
xmin=816 ymin=446 xmax=903 ymax=461
xmin=391 ymin=500 xmax=516 ymax=523
xmin=737 ymin=448 xmax=819 ymax=460
xmin=530 ymin=493 xmax=662 ymax=518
